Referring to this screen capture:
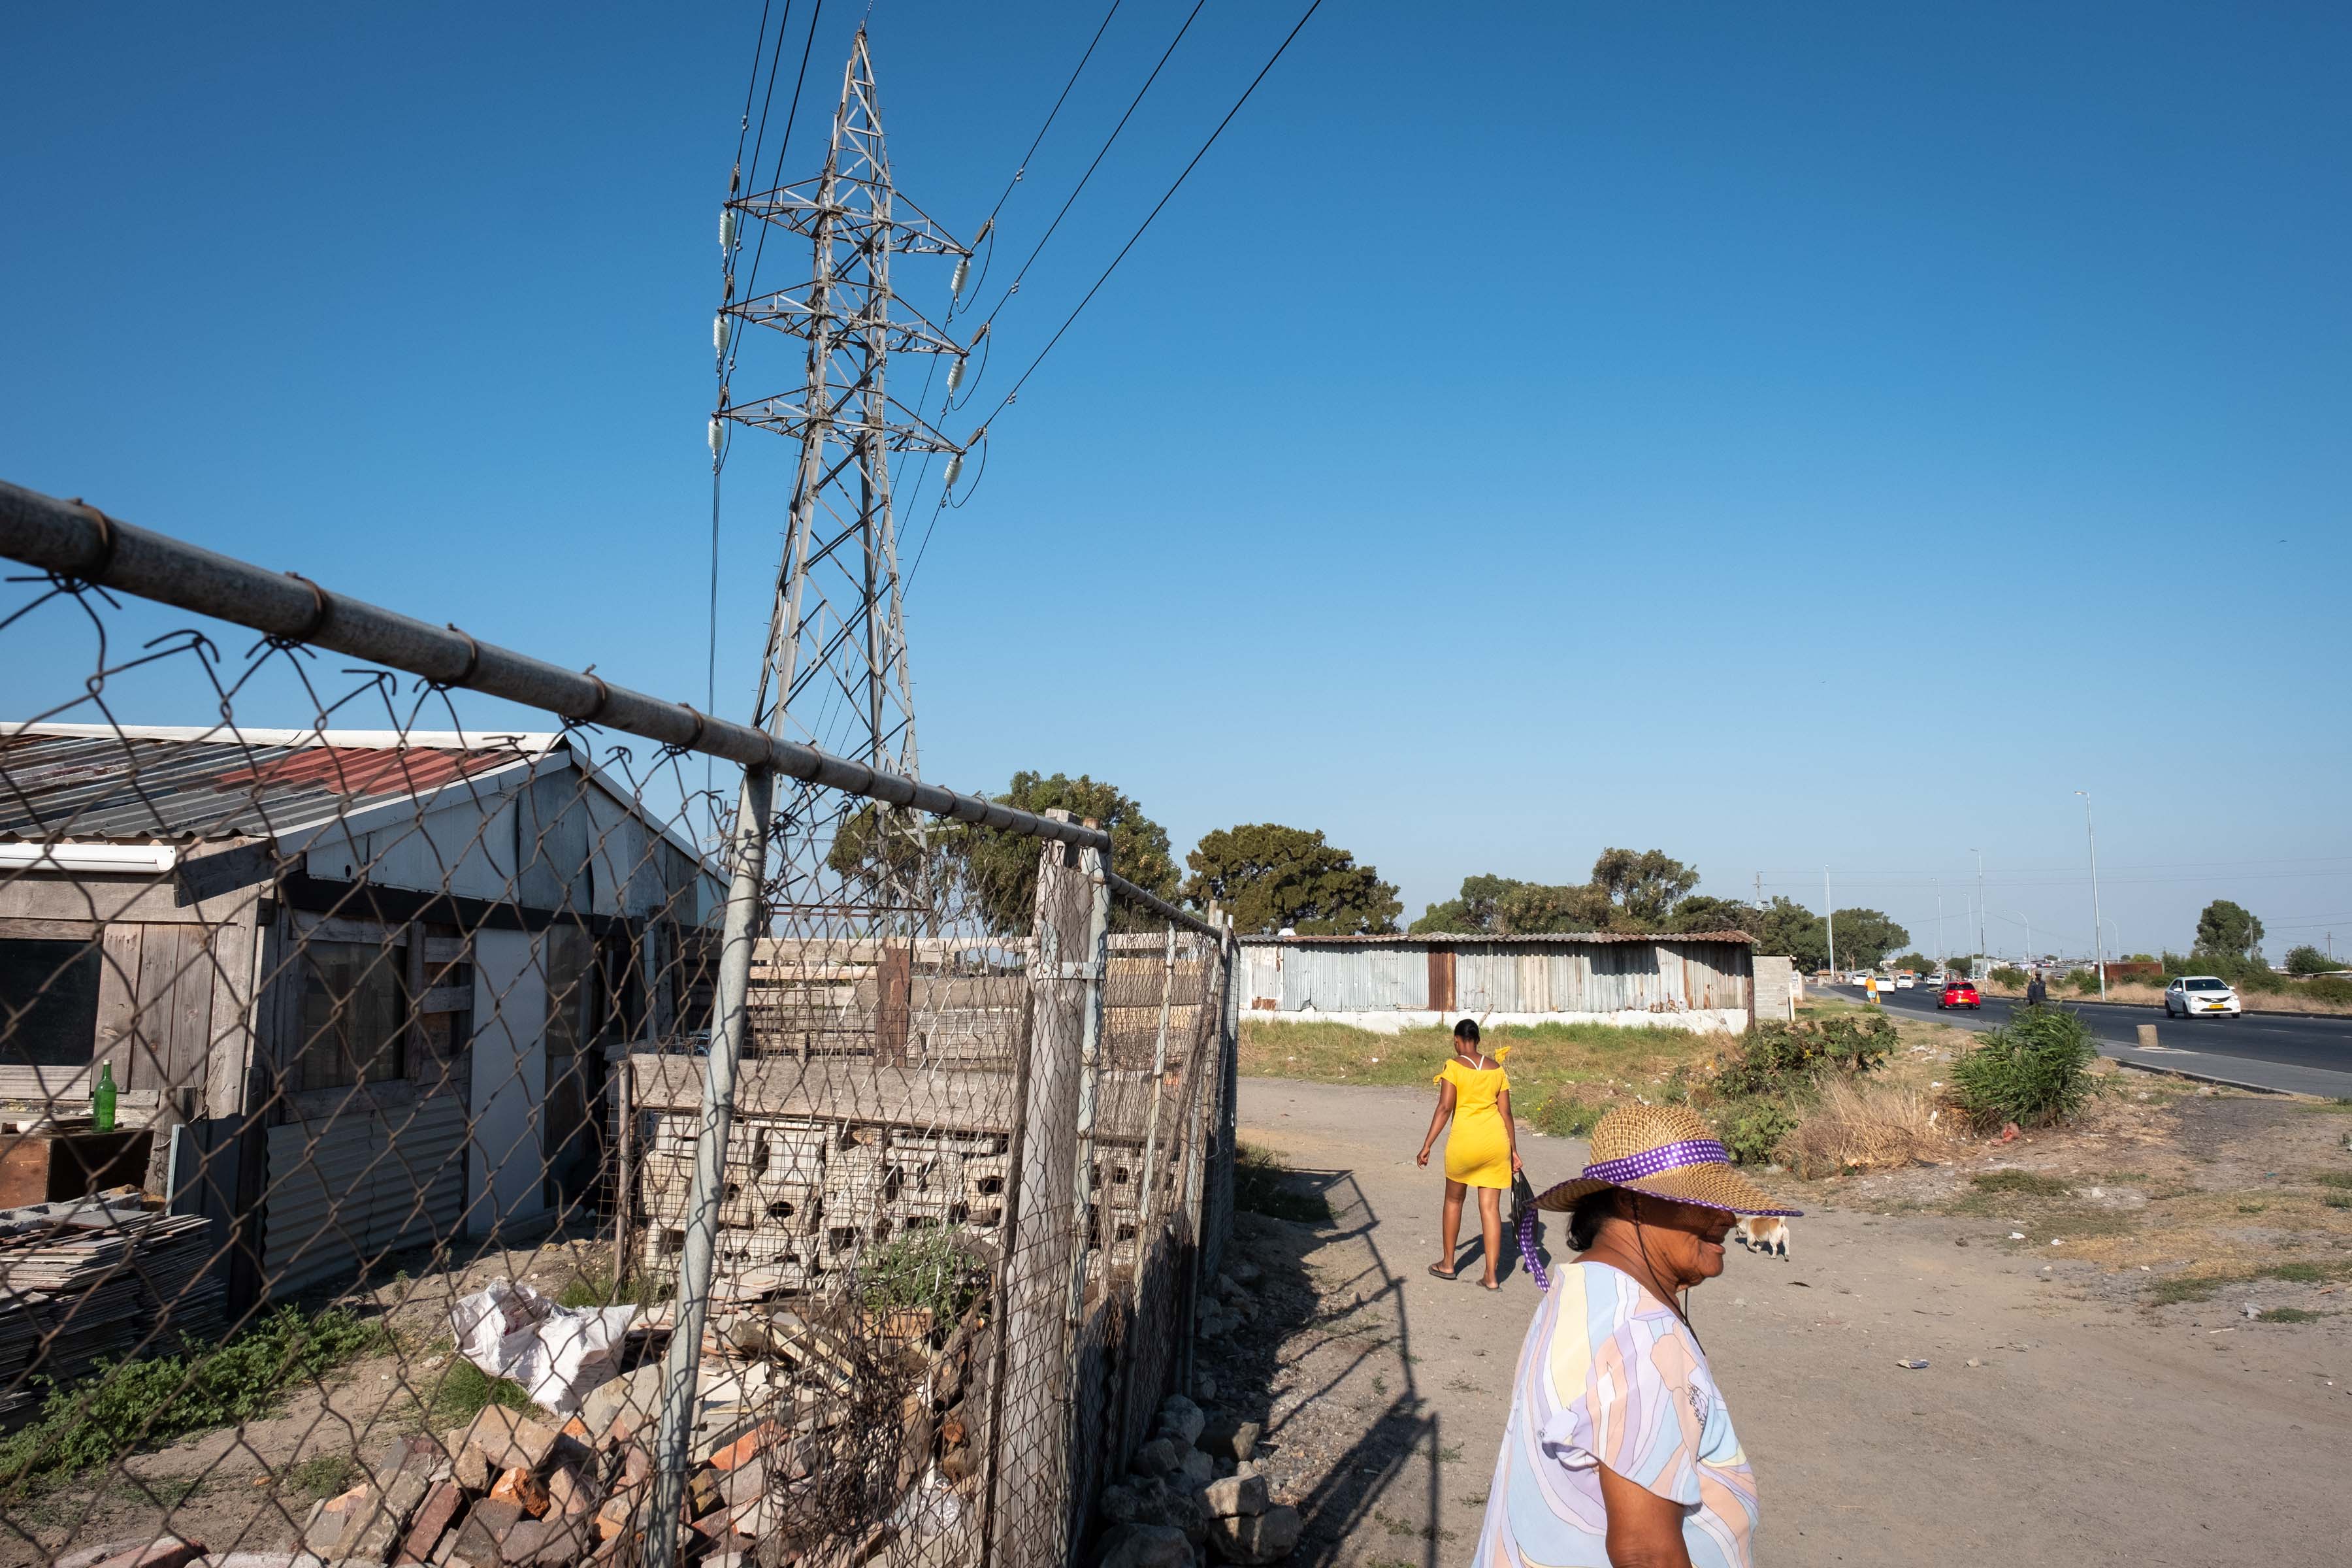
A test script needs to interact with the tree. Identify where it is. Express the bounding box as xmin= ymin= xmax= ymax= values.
xmin=1590 ymin=848 xmax=1699 ymax=928
xmin=825 ymin=802 xmax=964 ymax=911
xmin=960 ymin=772 xmax=1177 ymax=936
xmin=1664 ymin=895 xmax=1762 ymax=936
xmin=1410 ymin=873 xmax=1522 ymax=935
xmin=1827 ymin=909 xmax=1909 ymax=970
xmin=2286 ymin=944 xmax=2341 ymax=975
xmin=1894 ymin=951 xmax=1934 ymax=973
xmin=1413 ymin=872 xmax=1631 ymax=936
xmin=1745 ymin=896 xmax=1829 ymax=970
xmin=1184 ymin=824 xmax=1400 ymax=936
xmin=2194 ymin=900 xmax=2264 ymax=960
xmin=1494 ymin=880 xmax=1610 ymax=934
